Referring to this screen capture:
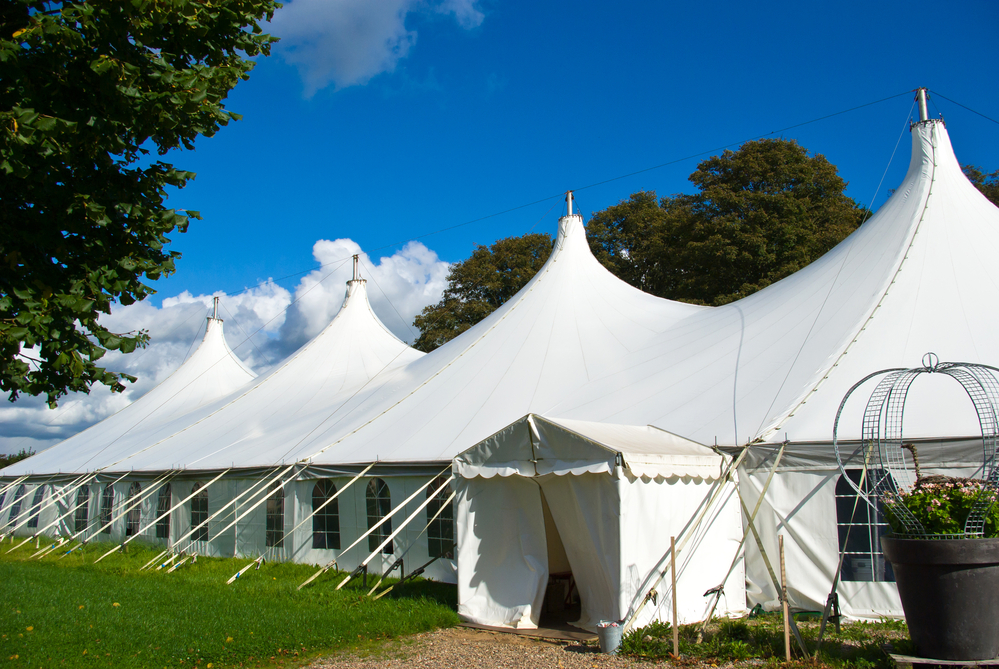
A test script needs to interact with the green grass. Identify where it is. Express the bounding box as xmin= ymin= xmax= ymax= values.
xmin=619 ymin=613 xmax=913 ymax=668
xmin=0 ymin=539 xmax=458 ymax=669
